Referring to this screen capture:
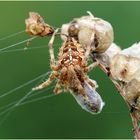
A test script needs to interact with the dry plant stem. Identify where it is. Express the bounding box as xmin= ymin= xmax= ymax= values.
xmin=97 ymin=62 xmax=140 ymax=139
